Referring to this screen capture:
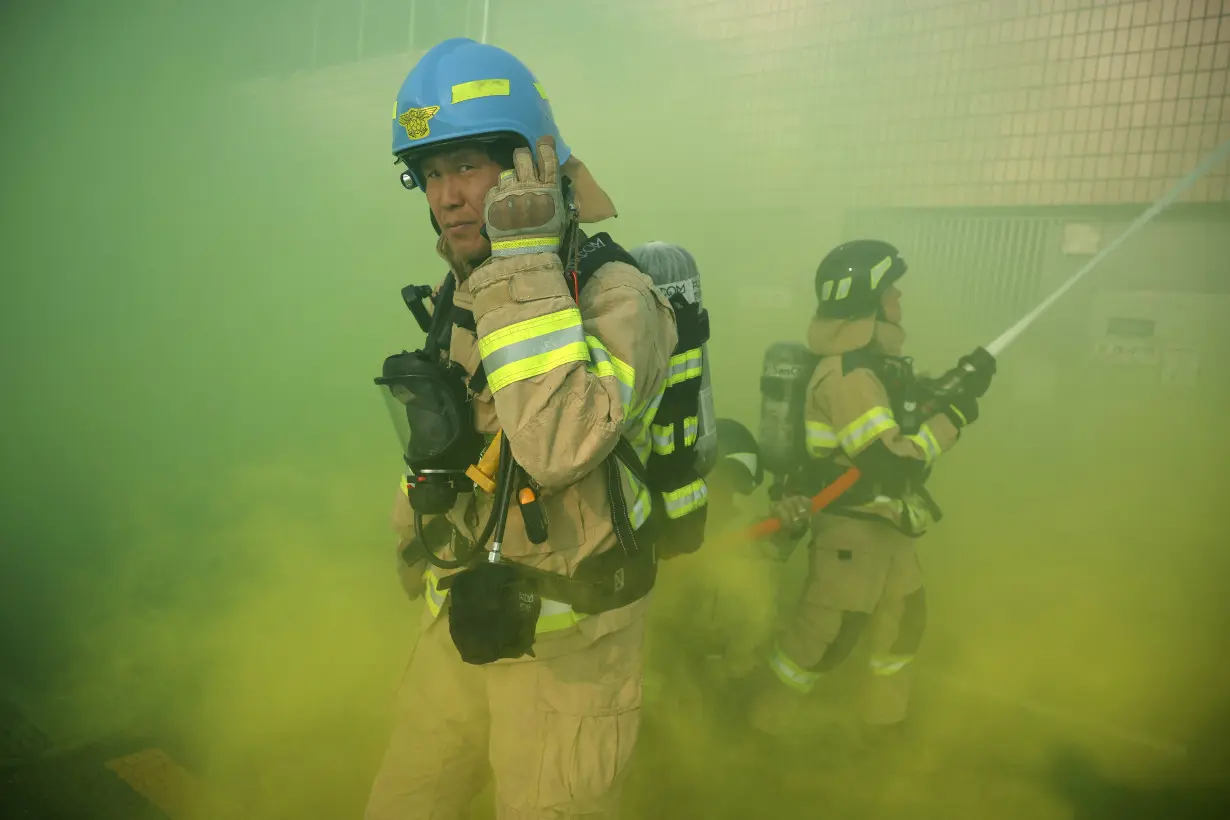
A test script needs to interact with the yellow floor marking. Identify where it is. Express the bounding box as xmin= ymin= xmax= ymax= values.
xmin=105 ymin=747 xmax=237 ymax=820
